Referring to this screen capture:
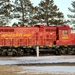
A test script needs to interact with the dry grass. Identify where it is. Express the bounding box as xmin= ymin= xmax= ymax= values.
xmin=0 ymin=65 xmax=71 ymax=75
xmin=0 ymin=65 xmax=21 ymax=75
